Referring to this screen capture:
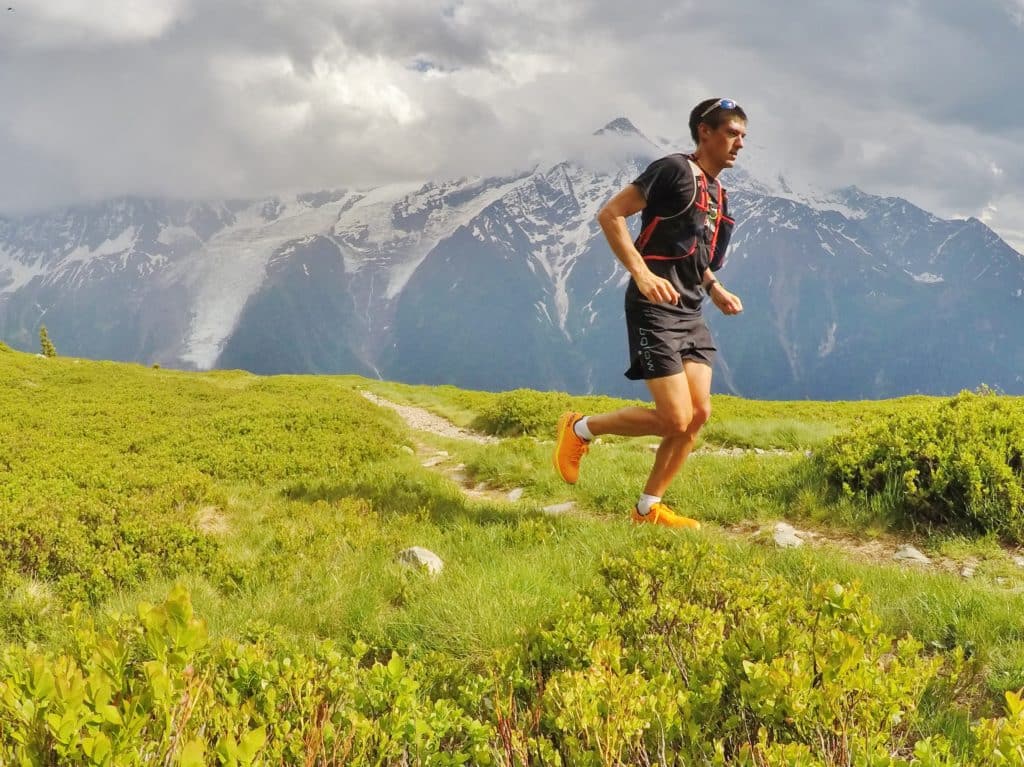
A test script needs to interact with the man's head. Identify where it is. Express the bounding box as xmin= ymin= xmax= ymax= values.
xmin=689 ymin=98 xmax=747 ymax=170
